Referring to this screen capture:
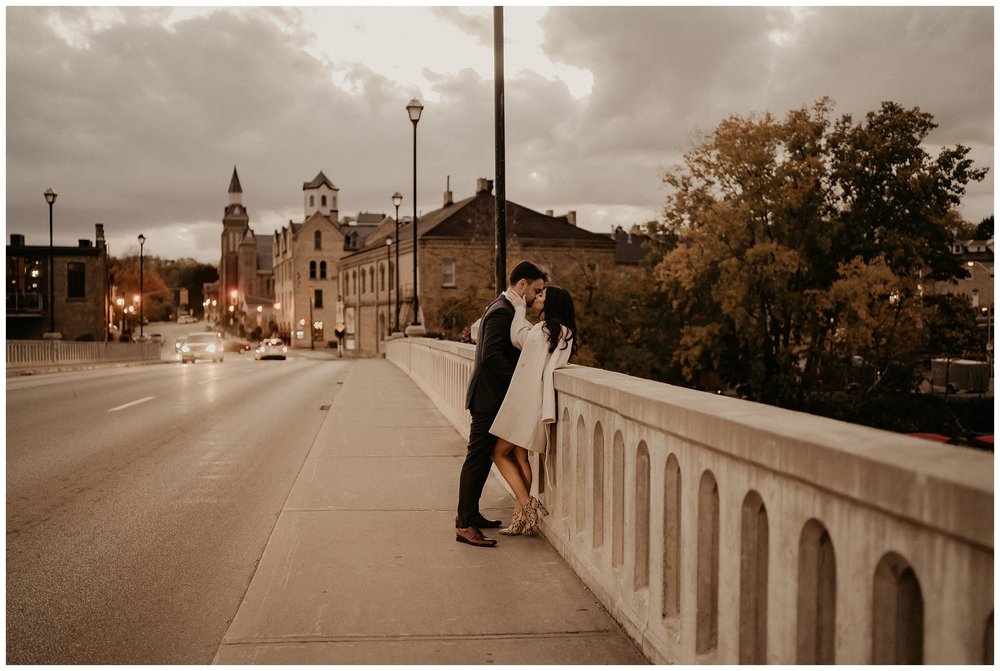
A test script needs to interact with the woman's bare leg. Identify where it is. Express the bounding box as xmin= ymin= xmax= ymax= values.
xmin=514 ymin=447 xmax=532 ymax=495
xmin=491 ymin=439 xmax=530 ymax=509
